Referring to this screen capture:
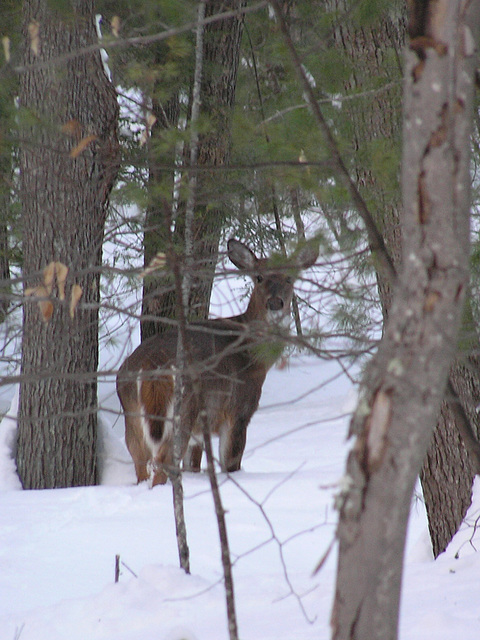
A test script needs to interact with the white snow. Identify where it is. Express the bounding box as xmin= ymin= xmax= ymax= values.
xmin=1 ymin=242 xmax=480 ymax=639
xmin=1 ymin=352 xmax=480 ymax=640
